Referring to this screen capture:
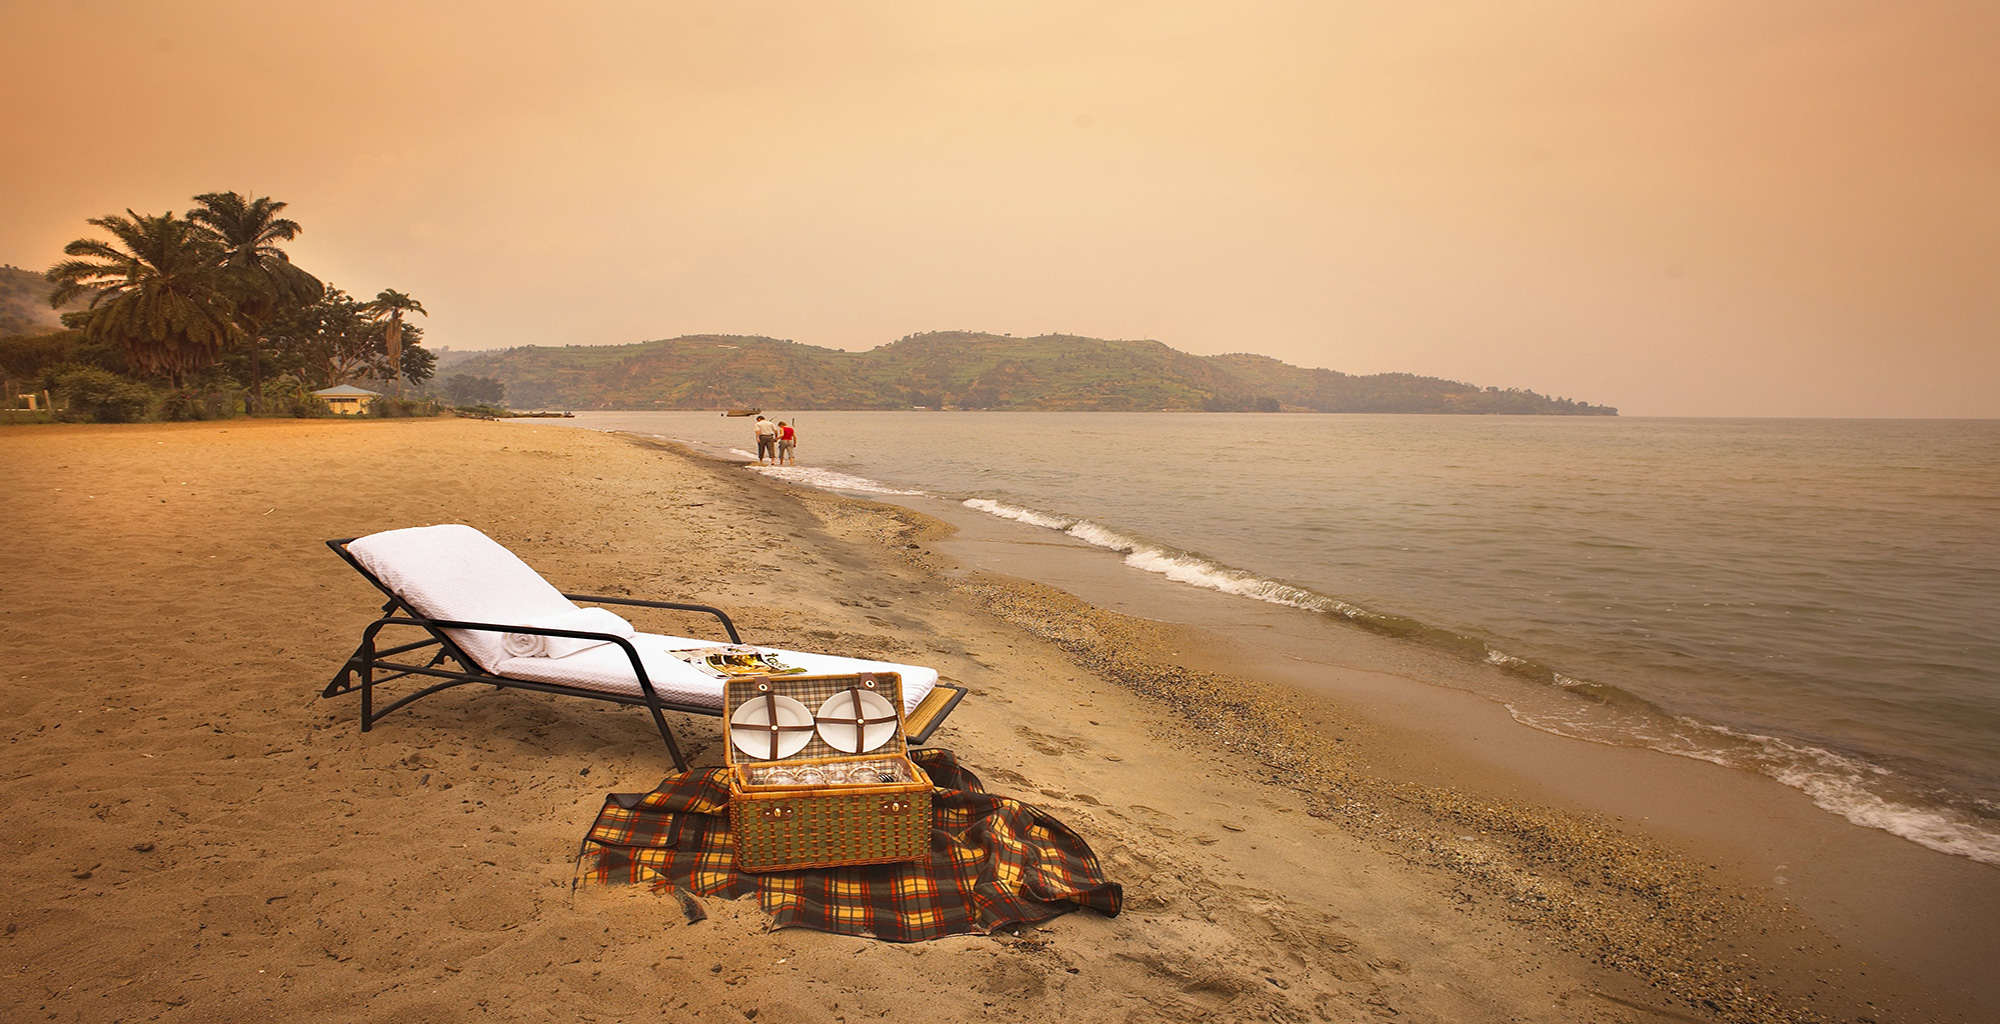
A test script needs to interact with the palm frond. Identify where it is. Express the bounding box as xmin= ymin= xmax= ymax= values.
xmin=60 ymin=238 xmax=127 ymax=262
